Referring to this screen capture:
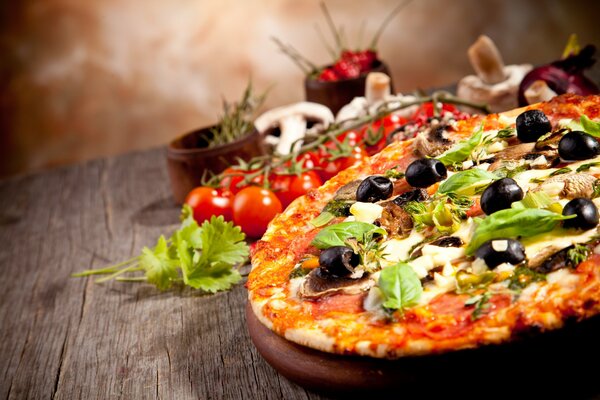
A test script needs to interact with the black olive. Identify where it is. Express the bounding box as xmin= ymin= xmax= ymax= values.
xmin=475 ymin=239 xmax=526 ymax=268
xmin=480 ymin=178 xmax=524 ymax=215
xmin=405 ymin=158 xmax=447 ymax=188
xmin=318 ymin=246 xmax=360 ymax=277
xmin=558 ymin=131 xmax=600 ymax=161
xmin=562 ymin=198 xmax=599 ymax=230
xmin=356 ymin=176 xmax=393 ymax=203
xmin=392 ymin=188 xmax=429 ymax=207
xmin=516 ymin=110 xmax=552 ymax=143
